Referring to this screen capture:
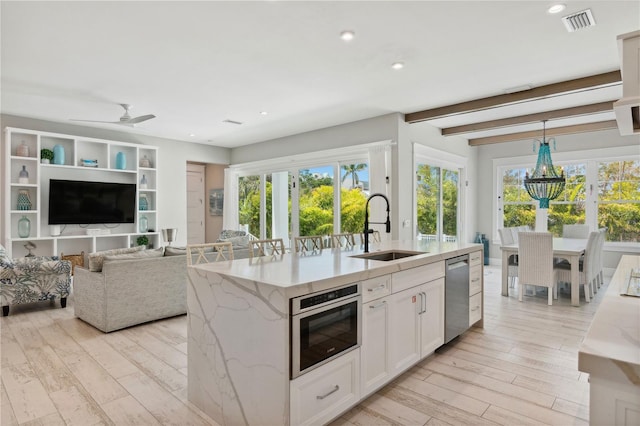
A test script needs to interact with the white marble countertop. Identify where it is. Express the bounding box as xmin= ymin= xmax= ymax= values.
xmin=189 ymin=240 xmax=481 ymax=298
xmin=578 ymin=255 xmax=640 ymax=381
